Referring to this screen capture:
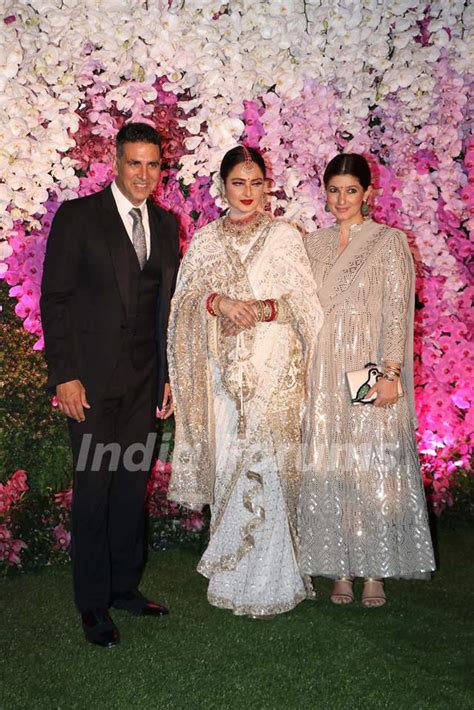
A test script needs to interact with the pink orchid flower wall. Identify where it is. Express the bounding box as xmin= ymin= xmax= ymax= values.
xmin=0 ymin=2 xmax=472 ymax=566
